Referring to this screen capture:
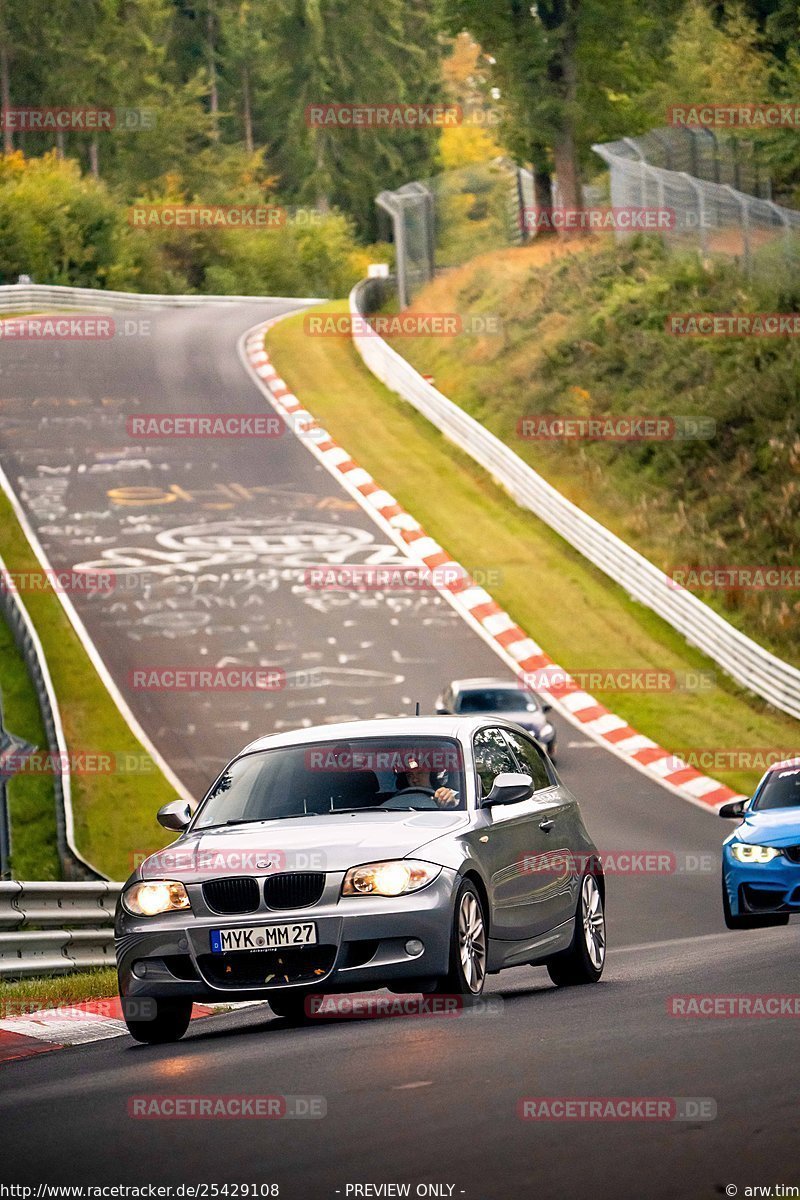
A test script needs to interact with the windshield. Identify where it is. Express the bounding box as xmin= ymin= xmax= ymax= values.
xmin=753 ymin=766 xmax=800 ymax=811
xmin=456 ymin=688 xmax=539 ymax=714
xmin=193 ymin=737 xmax=467 ymax=828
